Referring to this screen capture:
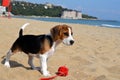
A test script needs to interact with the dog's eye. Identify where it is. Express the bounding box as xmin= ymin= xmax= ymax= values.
xmin=64 ymin=32 xmax=69 ymax=36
